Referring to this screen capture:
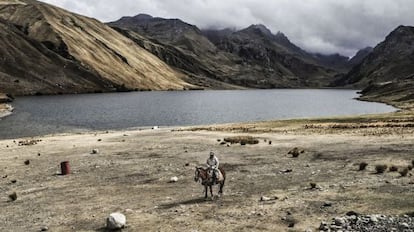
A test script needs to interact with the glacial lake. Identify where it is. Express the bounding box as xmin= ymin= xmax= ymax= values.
xmin=0 ymin=89 xmax=396 ymax=139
